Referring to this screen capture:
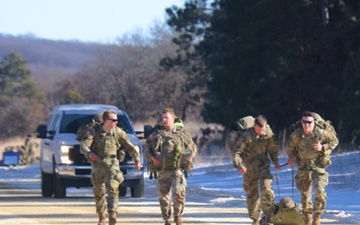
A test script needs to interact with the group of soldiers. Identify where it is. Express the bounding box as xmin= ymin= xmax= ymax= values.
xmin=225 ymin=111 xmax=338 ymax=225
xmin=80 ymin=109 xmax=338 ymax=225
